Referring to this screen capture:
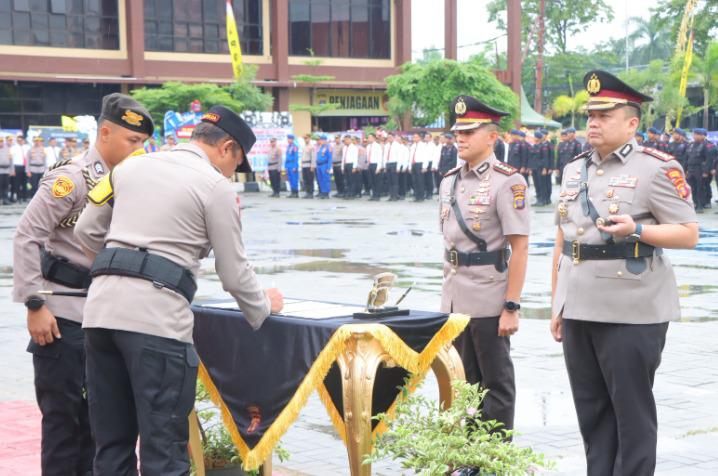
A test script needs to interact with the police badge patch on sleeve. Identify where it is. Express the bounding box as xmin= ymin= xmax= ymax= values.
xmin=511 ymin=184 xmax=527 ymax=209
xmin=665 ymin=168 xmax=691 ymax=200
xmin=51 ymin=176 xmax=75 ymax=198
